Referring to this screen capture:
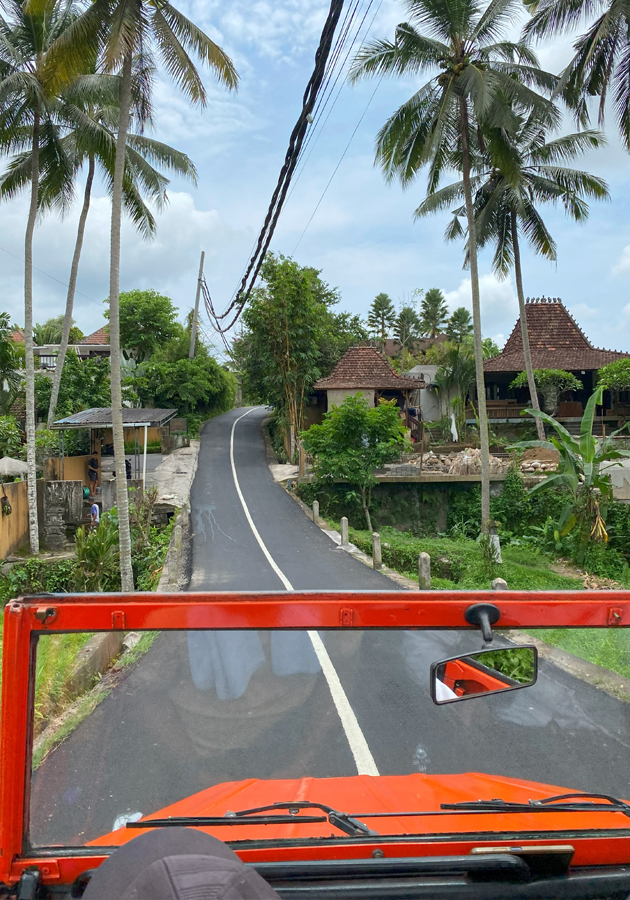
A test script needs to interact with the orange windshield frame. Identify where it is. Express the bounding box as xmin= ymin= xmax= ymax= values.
xmin=2 ymin=589 xmax=630 ymax=887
